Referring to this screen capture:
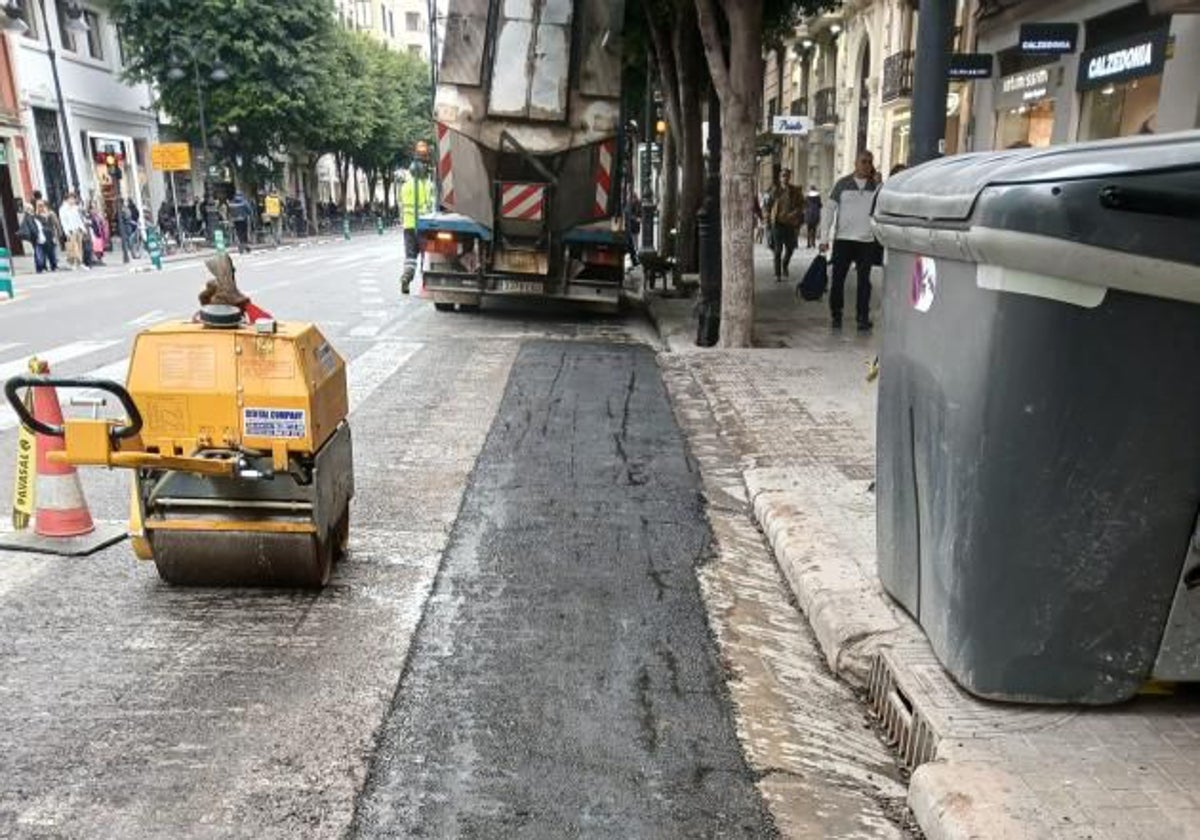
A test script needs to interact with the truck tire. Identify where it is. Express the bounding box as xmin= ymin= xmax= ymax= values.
xmin=434 ymin=302 xmax=454 ymax=312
